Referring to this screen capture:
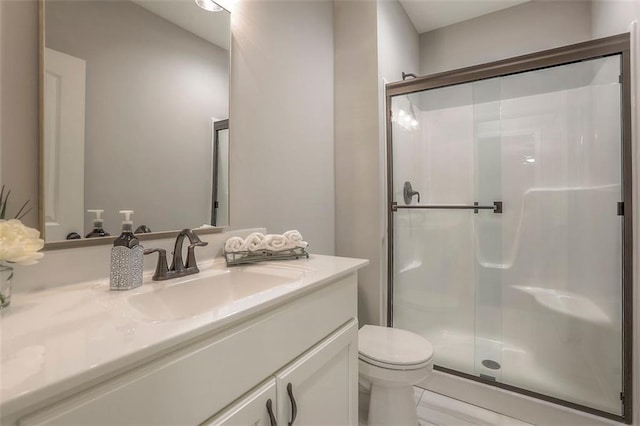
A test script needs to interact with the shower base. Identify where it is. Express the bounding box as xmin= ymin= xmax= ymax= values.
xmin=397 ymin=324 xmax=621 ymax=416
